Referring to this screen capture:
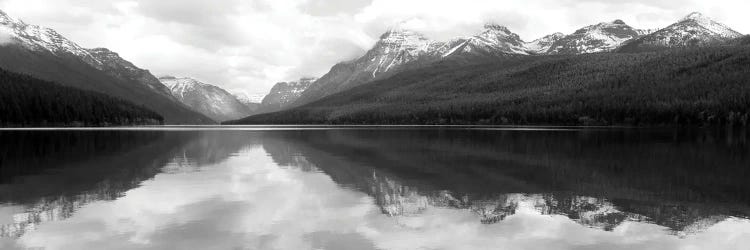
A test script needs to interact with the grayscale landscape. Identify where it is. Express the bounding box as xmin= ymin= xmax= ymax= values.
xmin=0 ymin=1 xmax=748 ymax=249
